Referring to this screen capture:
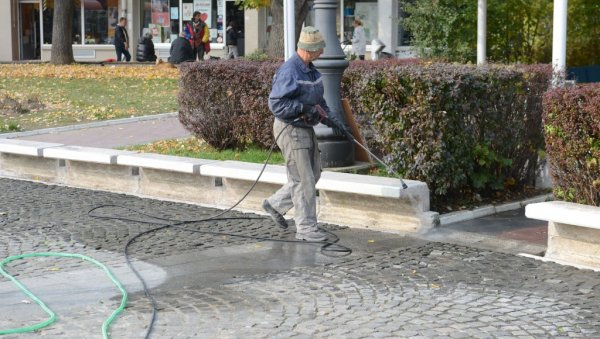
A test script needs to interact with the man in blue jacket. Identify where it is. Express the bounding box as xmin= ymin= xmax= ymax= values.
xmin=262 ymin=26 xmax=342 ymax=242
